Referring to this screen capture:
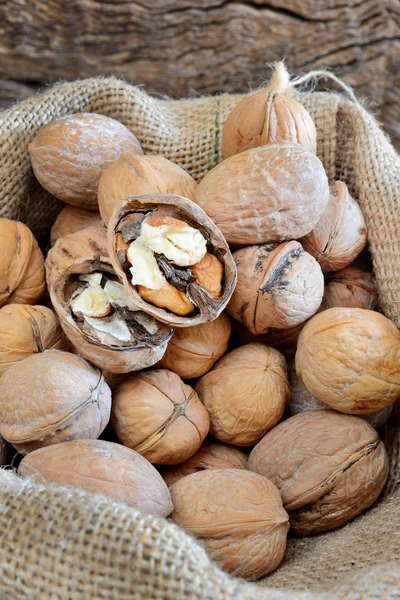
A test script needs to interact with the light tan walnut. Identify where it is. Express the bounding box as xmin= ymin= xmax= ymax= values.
xmin=50 ymin=206 xmax=104 ymax=245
